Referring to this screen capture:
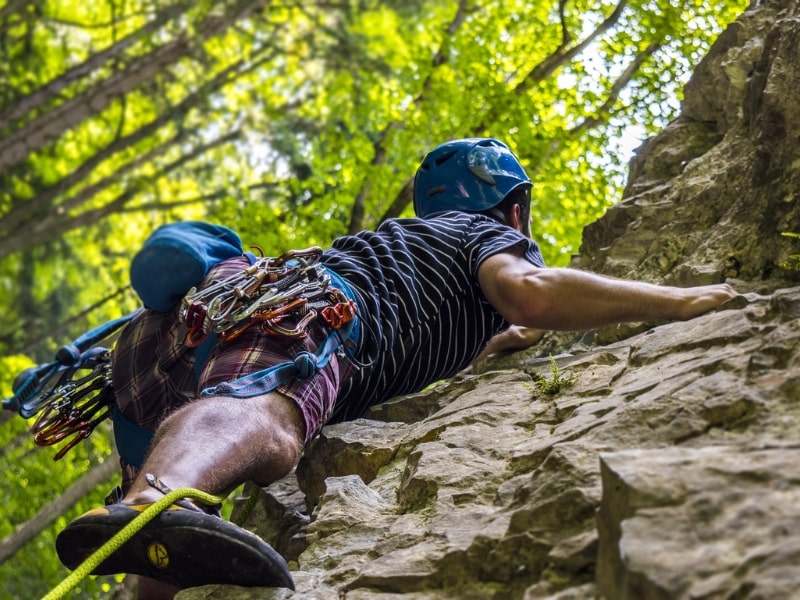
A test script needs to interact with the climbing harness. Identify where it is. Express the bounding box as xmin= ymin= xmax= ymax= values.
xmin=111 ymin=247 xmax=361 ymax=467
xmin=175 ymin=245 xmax=360 ymax=398
xmin=3 ymin=240 xmax=361 ymax=465
xmin=2 ymin=311 xmax=140 ymax=461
